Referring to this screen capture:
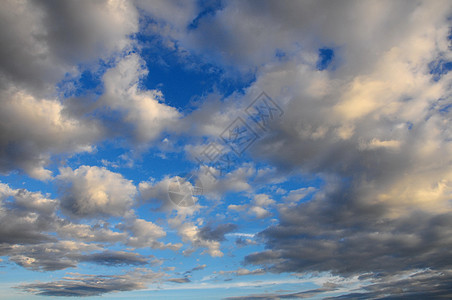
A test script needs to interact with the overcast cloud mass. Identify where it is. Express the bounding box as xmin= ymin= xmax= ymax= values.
xmin=0 ymin=0 xmax=451 ymax=299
